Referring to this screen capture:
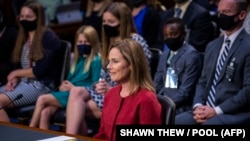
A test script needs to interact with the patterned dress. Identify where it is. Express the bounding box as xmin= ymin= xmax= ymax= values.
xmin=0 ymin=30 xmax=62 ymax=107
xmin=0 ymin=42 xmax=50 ymax=106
